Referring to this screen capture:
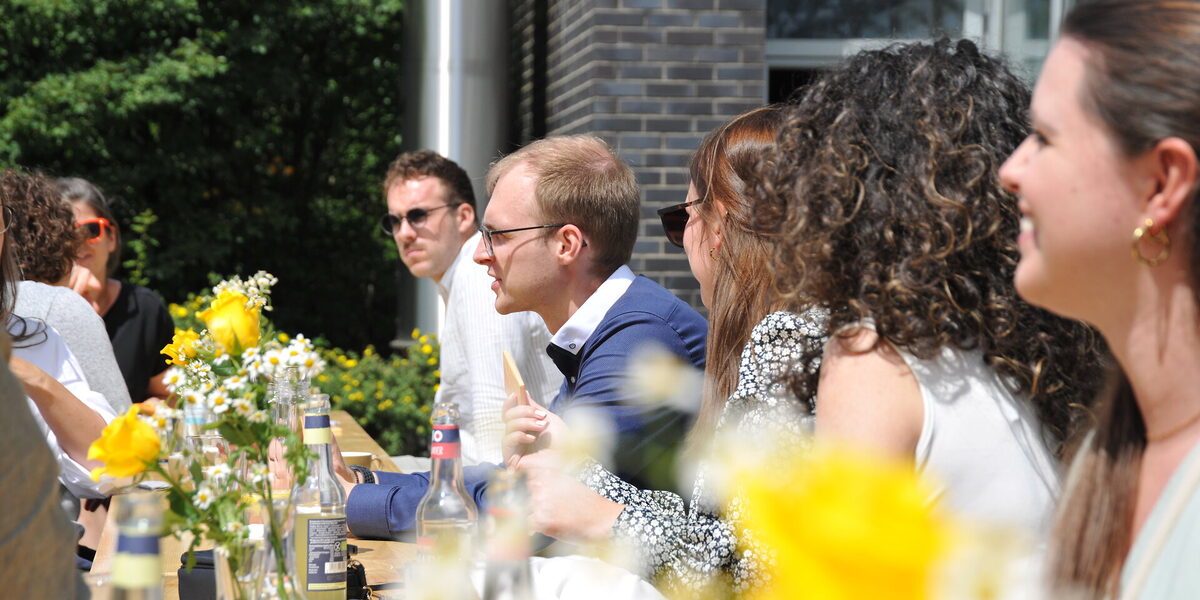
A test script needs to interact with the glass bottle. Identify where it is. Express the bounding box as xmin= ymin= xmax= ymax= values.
xmin=111 ymin=491 xmax=164 ymax=600
xmin=291 ymin=394 xmax=348 ymax=599
xmin=415 ymin=400 xmax=478 ymax=557
xmin=482 ymin=470 xmax=534 ymax=600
